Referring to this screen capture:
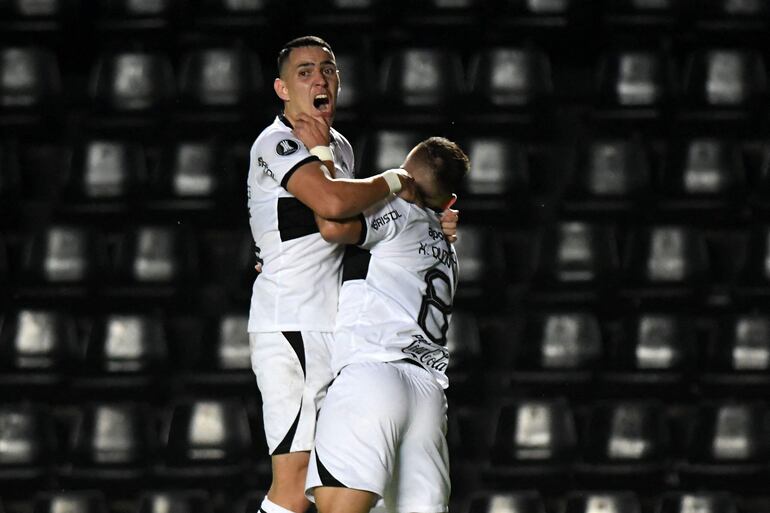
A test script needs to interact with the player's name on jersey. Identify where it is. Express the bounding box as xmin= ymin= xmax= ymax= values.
xmin=402 ymin=334 xmax=449 ymax=372
xmin=370 ymin=209 xmax=403 ymax=231
xmin=419 ymin=241 xmax=456 ymax=269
